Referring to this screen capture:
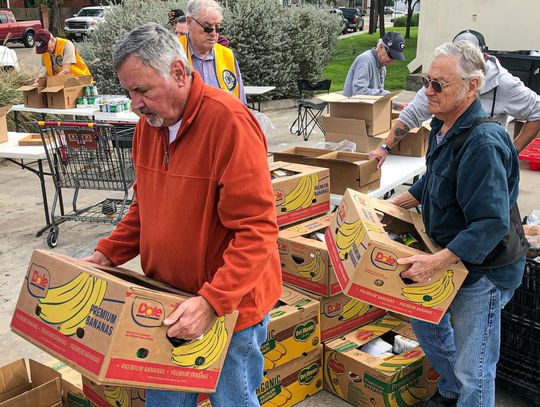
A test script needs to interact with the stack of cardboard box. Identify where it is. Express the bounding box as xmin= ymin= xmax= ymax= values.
xmin=17 ymin=75 xmax=93 ymax=109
